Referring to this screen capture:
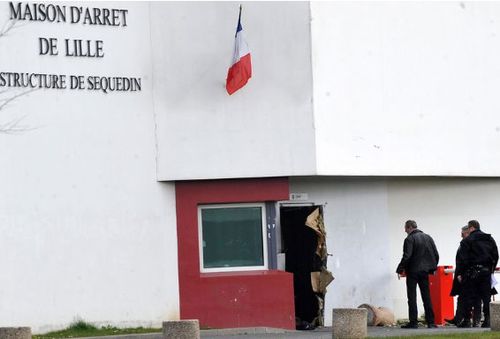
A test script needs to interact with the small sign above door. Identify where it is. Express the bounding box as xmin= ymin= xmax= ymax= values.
xmin=289 ymin=193 xmax=309 ymax=201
